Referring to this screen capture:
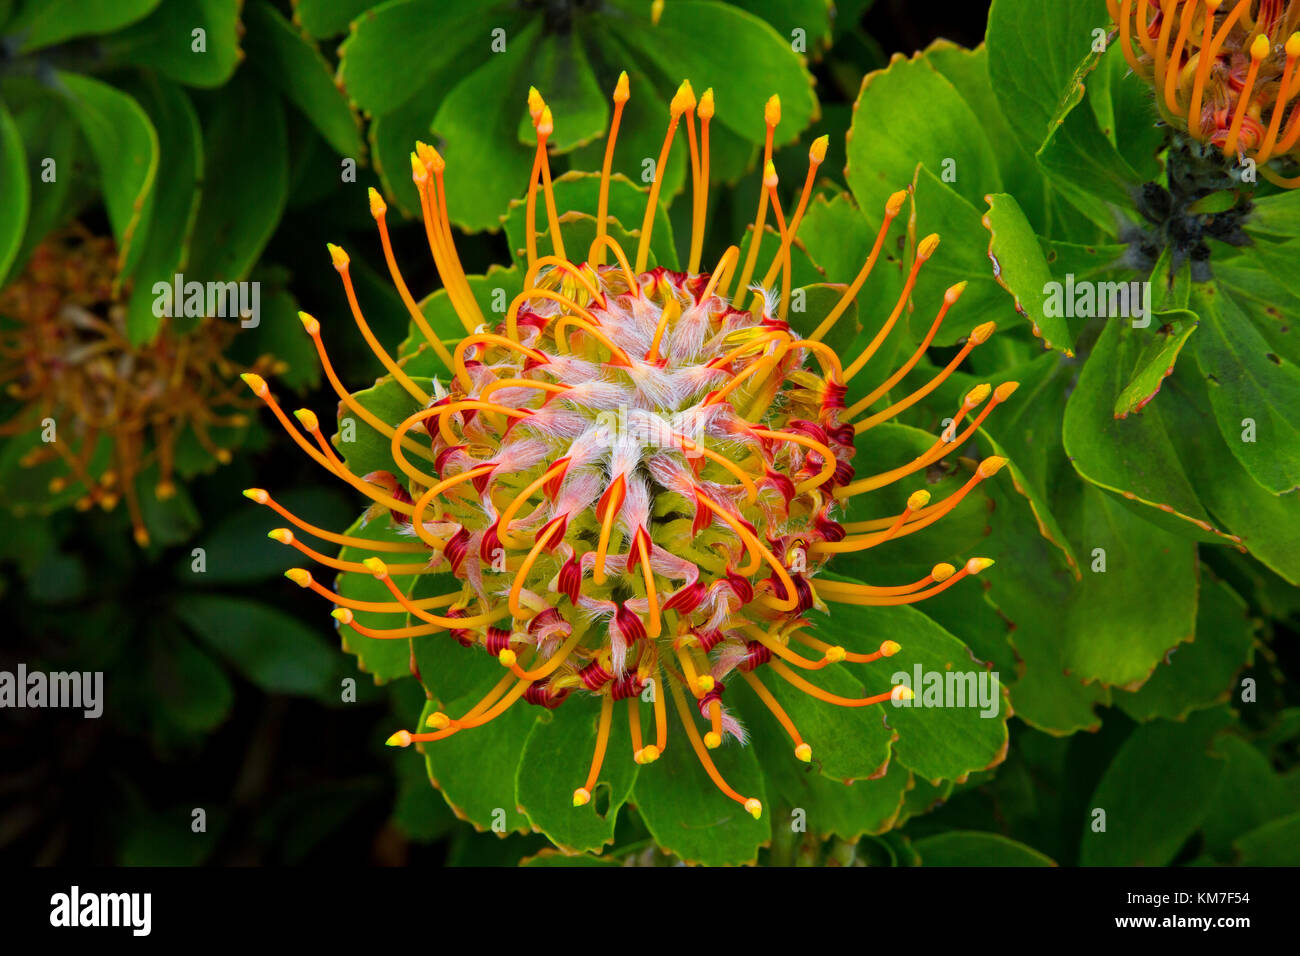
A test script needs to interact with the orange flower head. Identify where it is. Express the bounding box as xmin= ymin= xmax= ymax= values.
xmin=247 ymin=76 xmax=1014 ymax=814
